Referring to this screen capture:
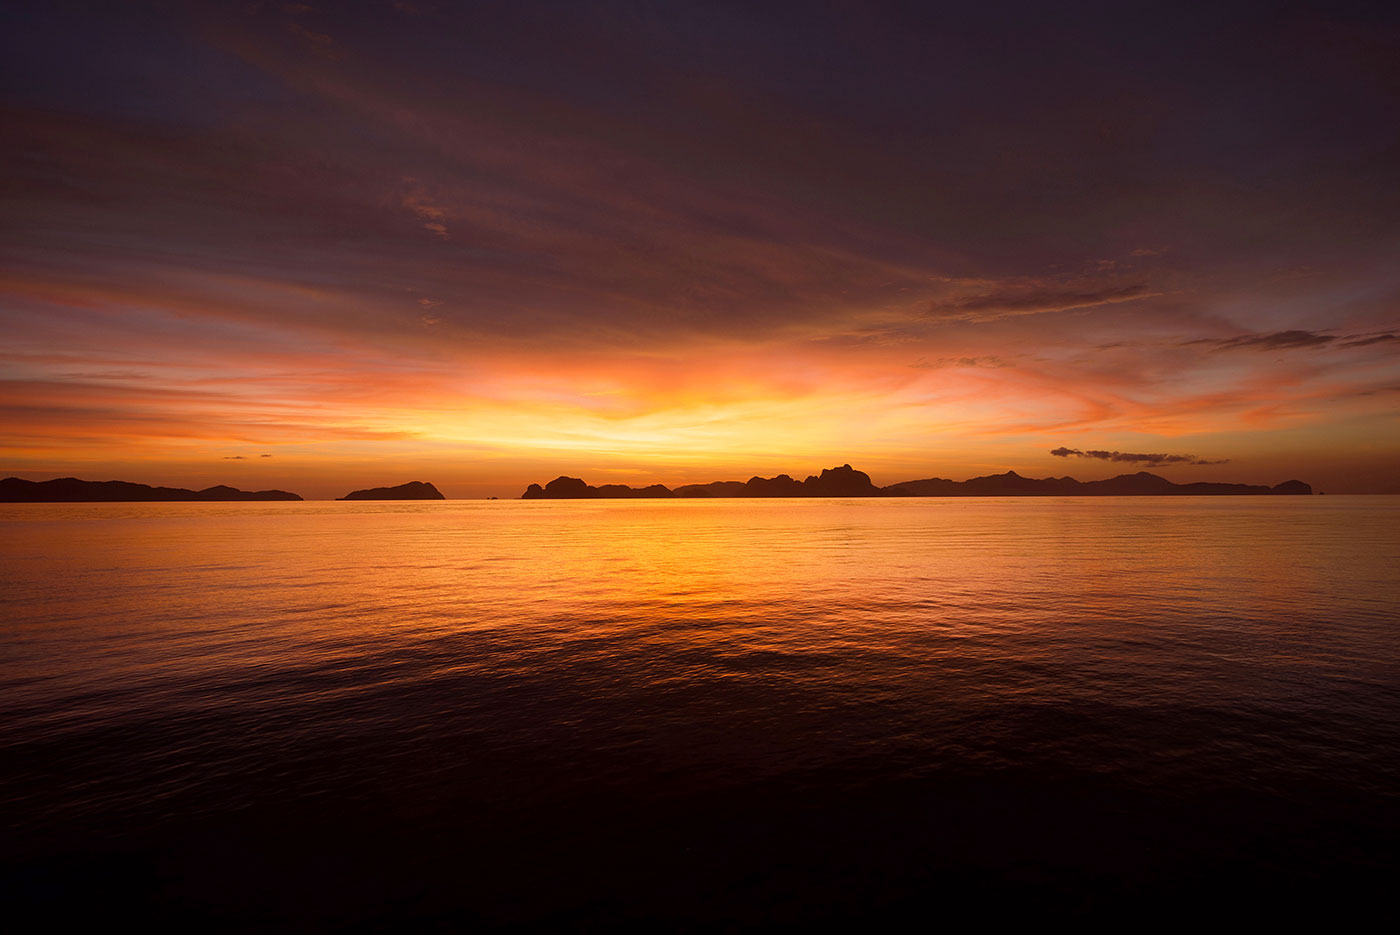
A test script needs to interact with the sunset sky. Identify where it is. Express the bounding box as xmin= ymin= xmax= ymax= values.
xmin=3 ymin=0 xmax=1398 ymax=497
